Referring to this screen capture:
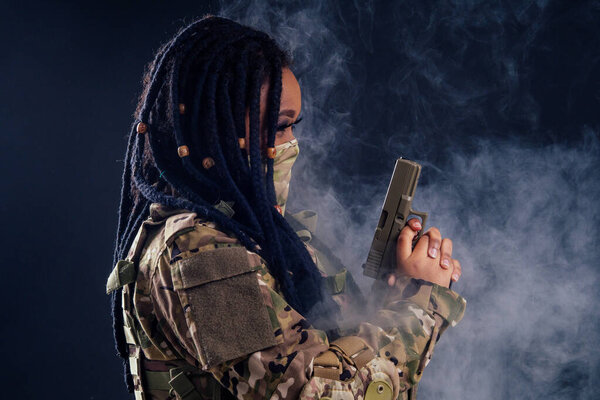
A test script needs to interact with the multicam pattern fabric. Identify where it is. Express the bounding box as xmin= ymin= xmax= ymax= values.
xmin=123 ymin=203 xmax=466 ymax=400
xmin=299 ymin=357 xmax=399 ymax=400
xmin=272 ymin=139 xmax=299 ymax=216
